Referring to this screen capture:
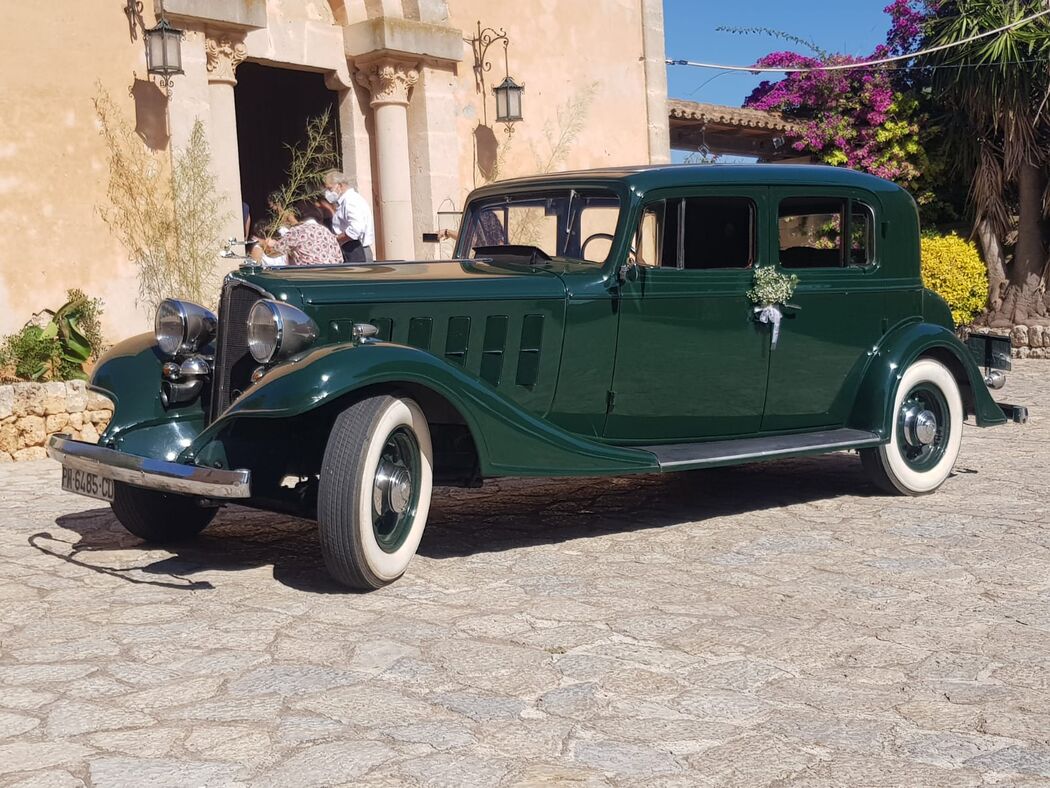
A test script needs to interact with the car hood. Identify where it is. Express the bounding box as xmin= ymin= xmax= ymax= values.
xmin=238 ymin=259 xmax=570 ymax=305
xmin=231 ymin=257 xmax=576 ymax=420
